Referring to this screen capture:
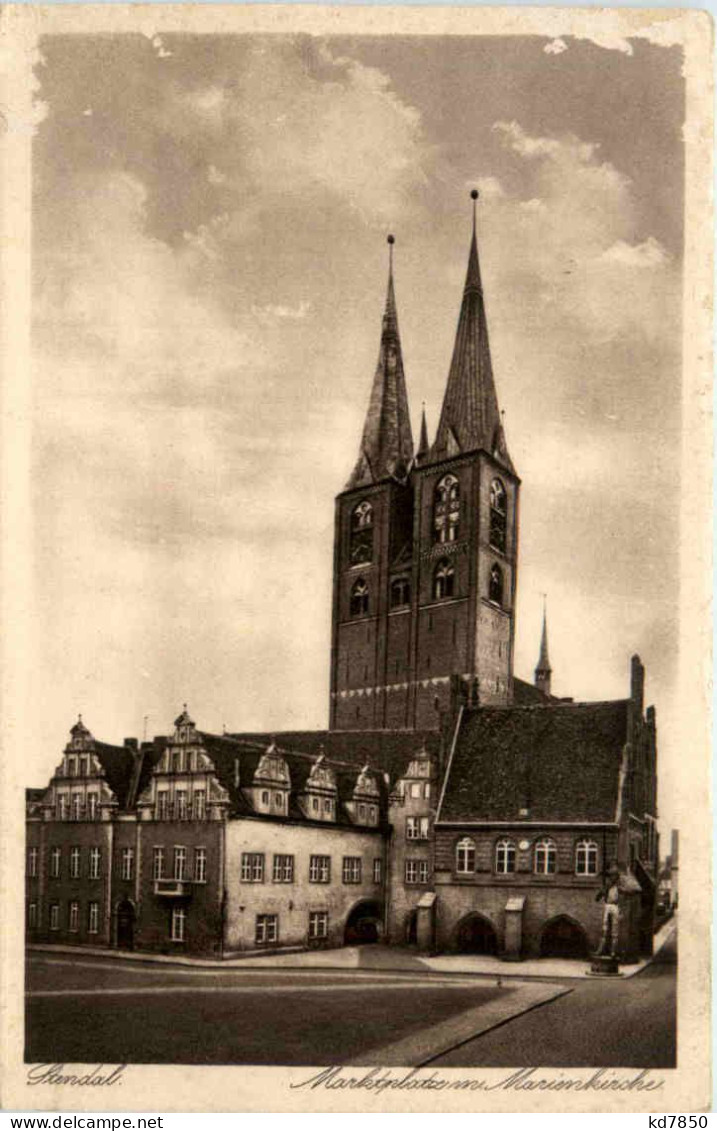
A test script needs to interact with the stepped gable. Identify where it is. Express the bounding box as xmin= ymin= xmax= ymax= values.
xmin=437 ymin=700 xmax=630 ymax=824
